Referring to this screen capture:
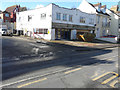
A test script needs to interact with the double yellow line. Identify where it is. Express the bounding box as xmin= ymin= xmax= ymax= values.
xmin=92 ymin=72 xmax=119 ymax=88
xmin=17 ymin=78 xmax=47 ymax=88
